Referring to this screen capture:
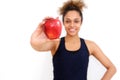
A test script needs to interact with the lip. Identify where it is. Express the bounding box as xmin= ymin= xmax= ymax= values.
xmin=69 ymin=28 xmax=76 ymax=32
